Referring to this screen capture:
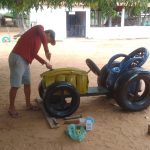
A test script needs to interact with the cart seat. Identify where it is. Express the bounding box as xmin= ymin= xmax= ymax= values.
xmin=40 ymin=67 xmax=89 ymax=94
